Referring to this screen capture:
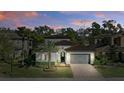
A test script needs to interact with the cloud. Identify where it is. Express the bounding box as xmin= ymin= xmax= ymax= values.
xmin=23 ymin=12 xmax=39 ymax=18
xmin=72 ymin=19 xmax=94 ymax=27
xmin=95 ymin=12 xmax=108 ymax=19
xmin=0 ymin=11 xmax=39 ymax=28
xmin=0 ymin=13 xmax=6 ymax=21
xmin=0 ymin=11 xmax=39 ymax=20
